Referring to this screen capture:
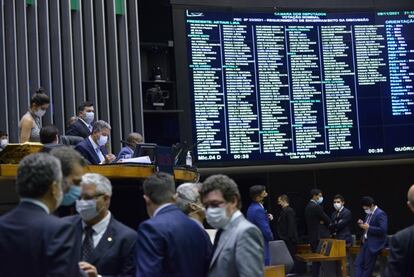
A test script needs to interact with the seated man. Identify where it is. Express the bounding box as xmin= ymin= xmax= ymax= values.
xmin=40 ymin=125 xmax=64 ymax=153
xmin=117 ymin=132 xmax=143 ymax=160
xmin=0 ymin=131 xmax=8 ymax=151
xmin=65 ymin=173 xmax=137 ymax=276
xmin=67 ymin=101 xmax=95 ymax=138
xmin=75 ymin=120 xmax=116 ymax=165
